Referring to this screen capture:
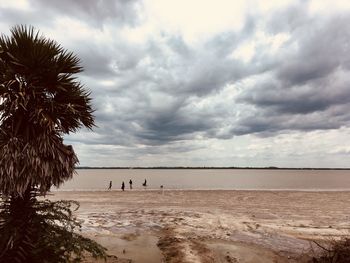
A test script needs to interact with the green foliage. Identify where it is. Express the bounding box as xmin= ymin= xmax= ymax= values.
xmin=0 ymin=189 xmax=107 ymax=262
xmin=0 ymin=25 xmax=94 ymax=196
xmin=0 ymin=25 xmax=107 ymax=262
xmin=0 ymin=25 xmax=94 ymax=134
